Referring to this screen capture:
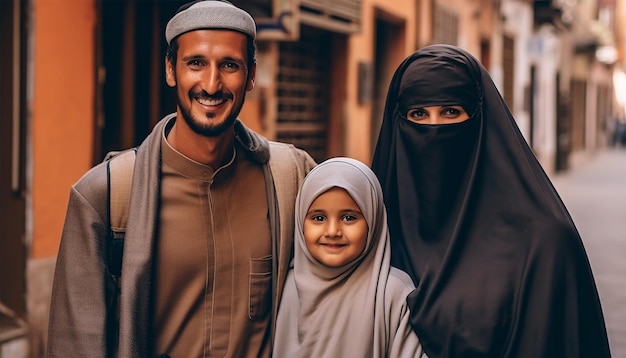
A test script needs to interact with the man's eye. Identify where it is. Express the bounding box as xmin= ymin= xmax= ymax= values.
xmin=222 ymin=62 xmax=240 ymax=70
xmin=187 ymin=60 xmax=203 ymax=68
